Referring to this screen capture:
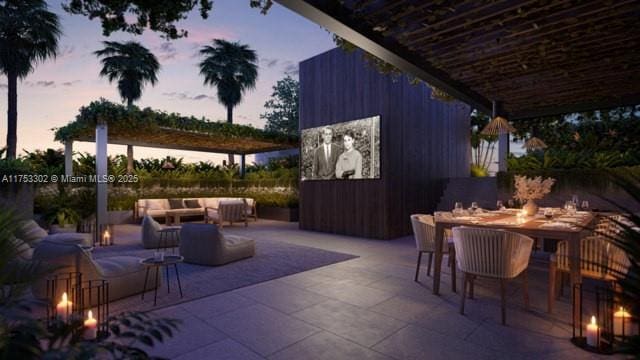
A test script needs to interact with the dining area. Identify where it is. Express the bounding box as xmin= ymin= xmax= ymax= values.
xmin=410 ymin=175 xmax=637 ymax=354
